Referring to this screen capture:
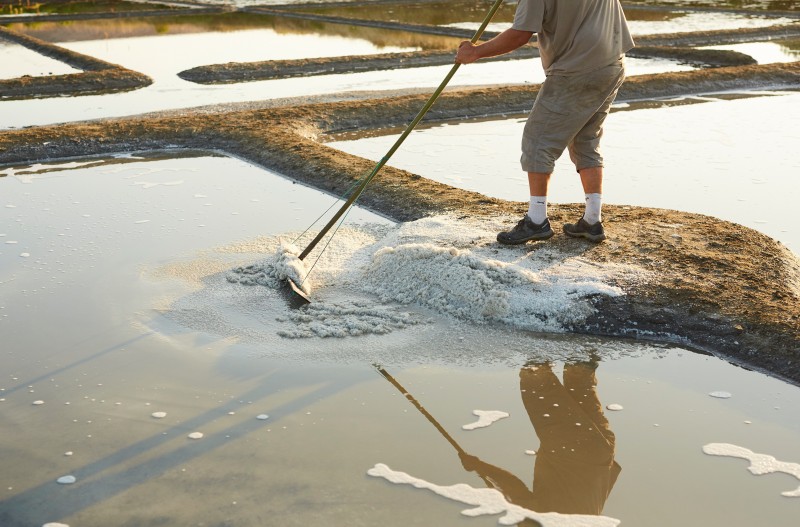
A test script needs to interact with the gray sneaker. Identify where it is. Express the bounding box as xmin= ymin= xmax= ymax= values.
xmin=563 ymin=217 xmax=606 ymax=242
xmin=497 ymin=216 xmax=554 ymax=245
